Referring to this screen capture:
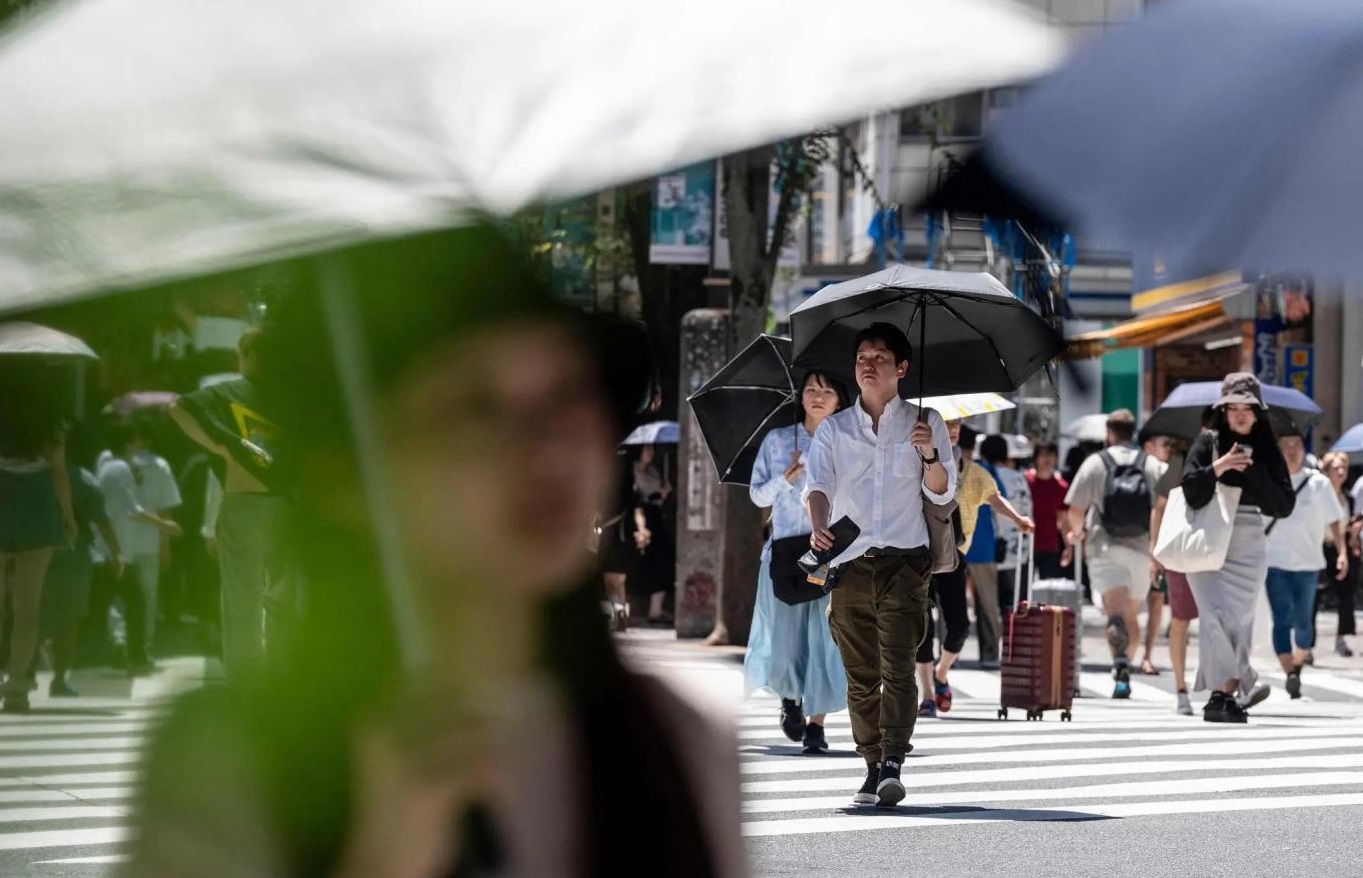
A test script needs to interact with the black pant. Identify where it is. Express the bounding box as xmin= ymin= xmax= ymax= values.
xmin=1318 ymin=545 xmax=1358 ymax=637
xmin=85 ymin=563 xmax=148 ymax=665
xmin=917 ymin=556 xmax=971 ymax=663
xmin=1035 ymin=551 xmax=1064 ymax=581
